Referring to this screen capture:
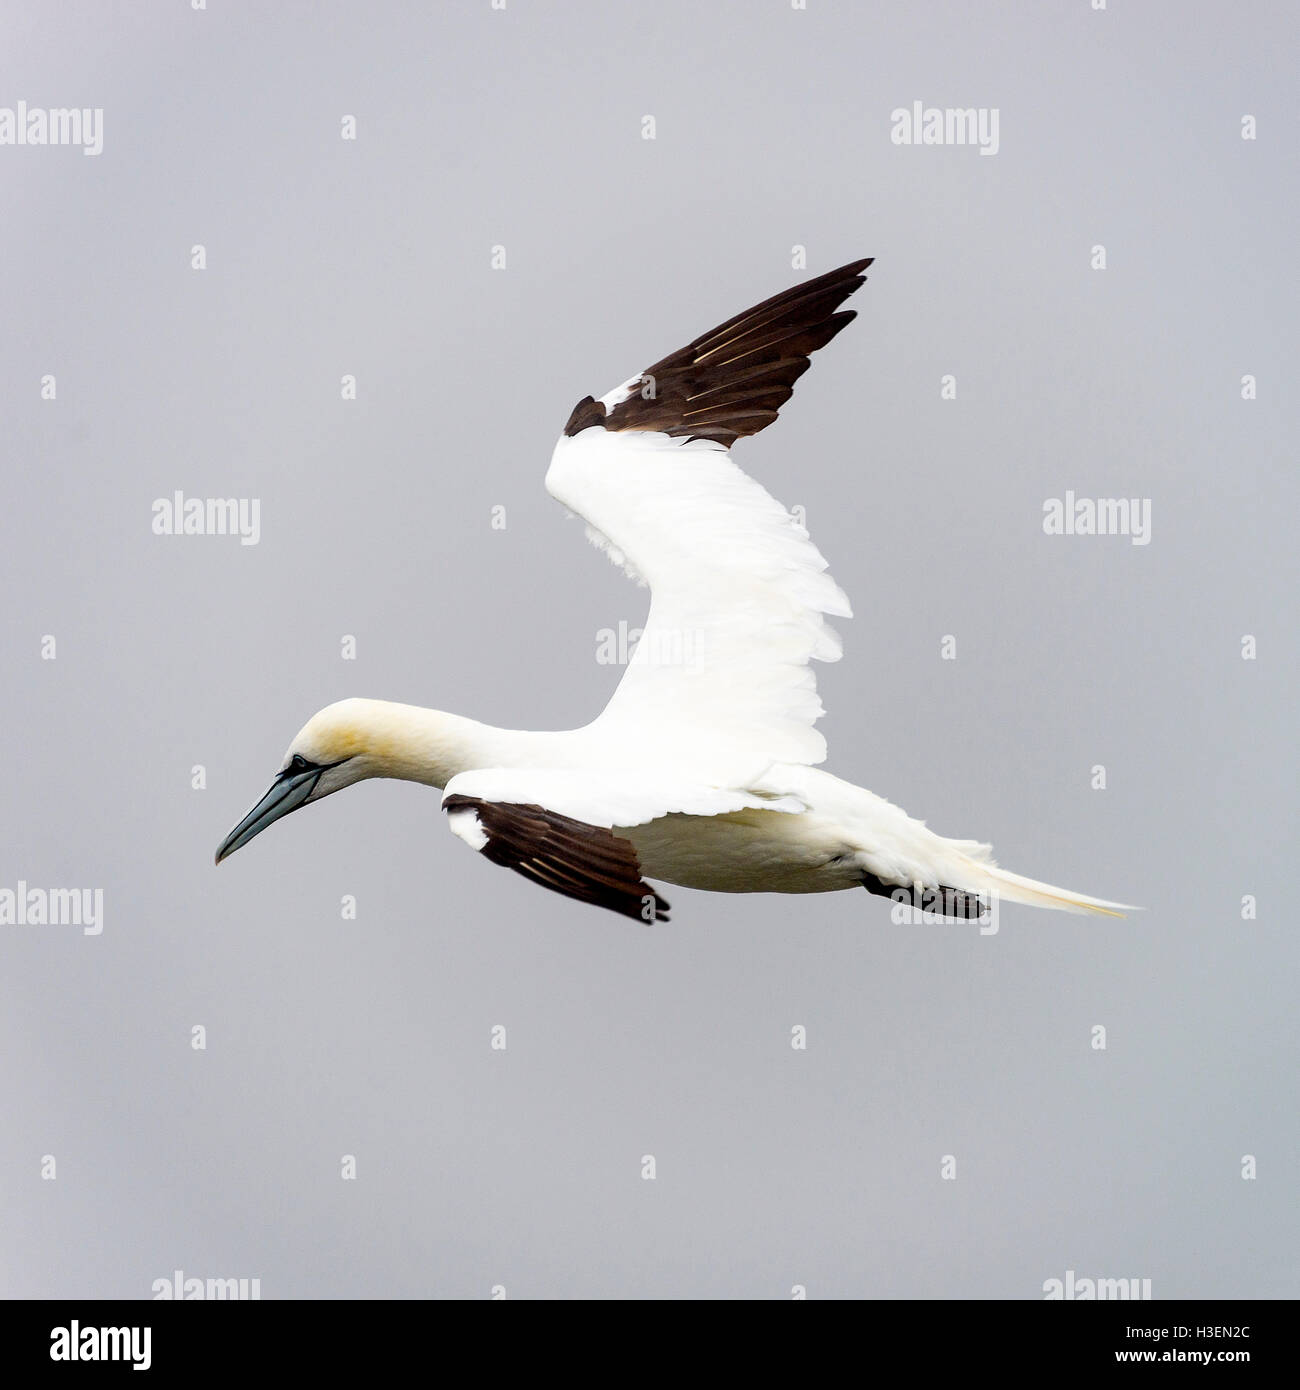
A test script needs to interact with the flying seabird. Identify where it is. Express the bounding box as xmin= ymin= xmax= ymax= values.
xmin=216 ymin=258 xmax=1132 ymax=924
